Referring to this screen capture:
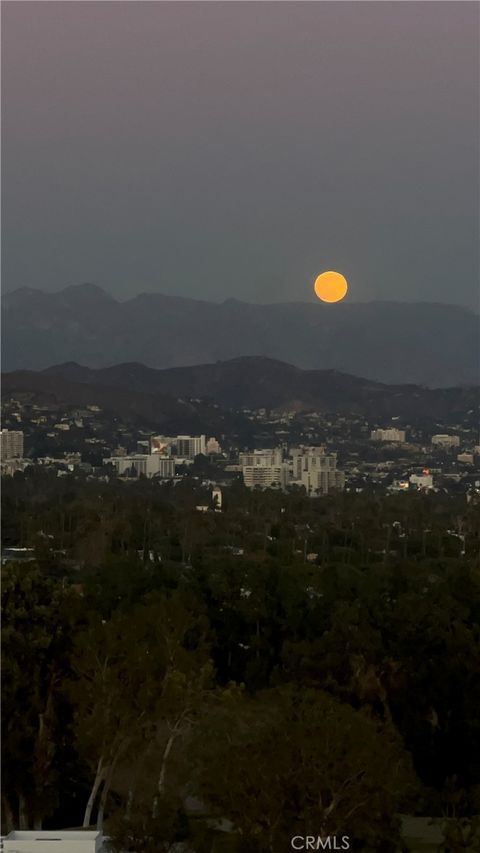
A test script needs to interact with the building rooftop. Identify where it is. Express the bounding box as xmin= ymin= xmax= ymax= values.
xmin=3 ymin=830 xmax=104 ymax=853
